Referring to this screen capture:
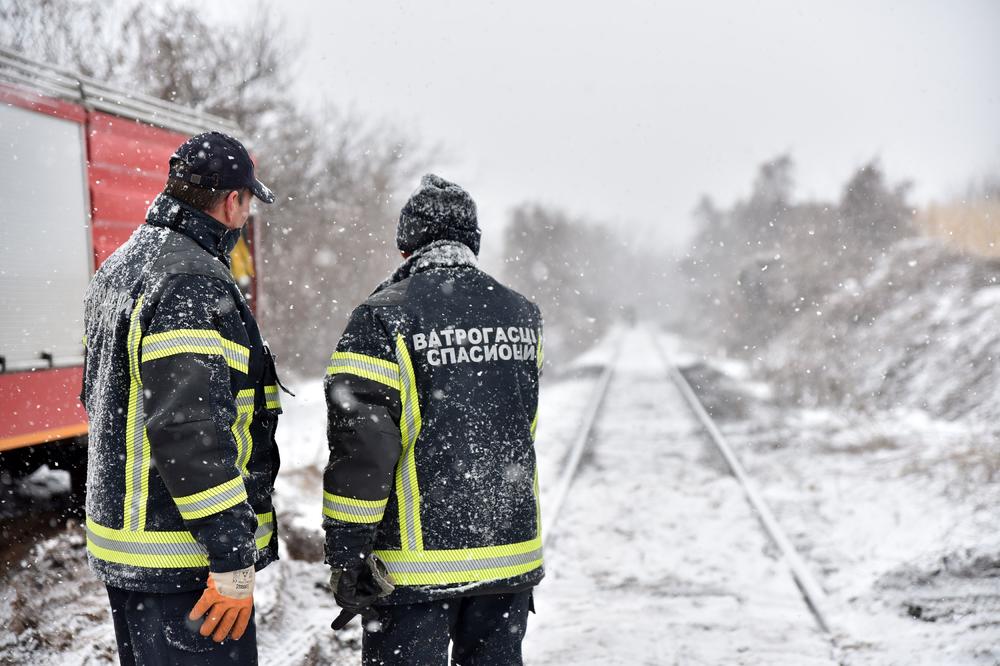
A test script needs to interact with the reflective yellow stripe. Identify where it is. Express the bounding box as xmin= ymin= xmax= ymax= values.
xmin=123 ymin=296 xmax=150 ymax=531
xmin=86 ymin=512 xmax=275 ymax=569
xmin=380 ymin=561 xmax=544 ymax=586
xmin=536 ymin=330 xmax=544 ymax=370
xmin=232 ymin=389 xmax=254 ymax=474
xmin=374 ymin=536 xmax=543 ymax=585
xmin=534 ymin=465 xmax=542 ymax=541
xmin=255 ymin=511 xmax=275 ymax=549
xmin=394 ymin=335 xmax=423 ymax=550
xmin=326 ymin=351 xmax=401 ymax=391
xmin=530 ymin=409 xmax=539 ymax=440
xmin=141 ymin=329 xmax=250 ymax=374
xmin=264 ymin=384 xmax=281 ymax=410
xmin=322 ymin=491 xmax=387 ymax=523
xmin=173 ymin=476 xmax=248 ymax=520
